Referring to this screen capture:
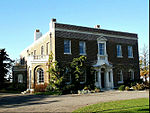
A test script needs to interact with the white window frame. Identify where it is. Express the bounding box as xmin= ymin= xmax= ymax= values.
xmin=128 ymin=46 xmax=133 ymax=58
xmin=37 ymin=68 xmax=44 ymax=84
xmin=117 ymin=45 xmax=123 ymax=58
xmin=79 ymin=41 xmax=86 ymax=55
xmin=118 ymin=70 xmax=124 ymax=84
xmin=64 ymin=40 xmax=71 ymax=54
xmin=98 ymin=43 xmax=105 ymax=55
